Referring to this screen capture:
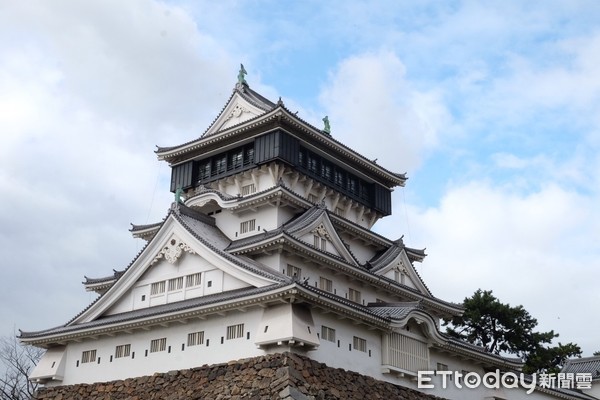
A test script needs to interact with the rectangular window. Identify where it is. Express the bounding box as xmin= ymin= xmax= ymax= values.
xmin=348 ymin=288 xmax=361 ymax=303
xmin=230 ymin=150 xmax=243 ymax=169
xmin=115 ymin=344 xmax=131 ymax=359
xmin=353 ymin=336 xmax=367 ymax=352
xmin=286 ymin=264 xmax=302 ymax=279
xmin=321 ymin=163 xmax=332 ymax=181
xmin=347 ymin=177 xmax=357 ymax=194
xmin=244 ymin=147 xmax=254 ymax=165
xmin=298 ymin=149 xmax=305 ymax=167
xmin=150 ymin=281 xmax=166 ymax=296
xmin=359 ymin=182 xmax=370 ymax=201
xmin=81 ymin=349 xmax=97 ymax=364
xmin=241 ymin=183 xmax=256 ymax=196
xmin=308 ymin=155 xmax=318 ymax=172
xmin=150 ymin=338 xmax=167 ymax=353
xmin=226 ymin=323 xmax=244 ymax=340
xmin=321 ymin=326 xmax=336 ymax=342
xmin=319 ymin=277 xmax=333 ymax=292
xmin=214 ymin=155 xmax=227 ymax=174
xmin=199 ymin=161 xmax=211 ymax=180
xmin=186 ymin=273 xmax=201 ymax=288
xmin=334 ymin=170 xmax=344 ymax=187
xmin=187 ymin=331 xmax=205 ymax=347
xmin=168 ymin=277 xmax=184 ymax=291
xmin=240 ymin=219 xmax=256 ymax=234
xmin=313 ymin=235 xmax=326 ymax=251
